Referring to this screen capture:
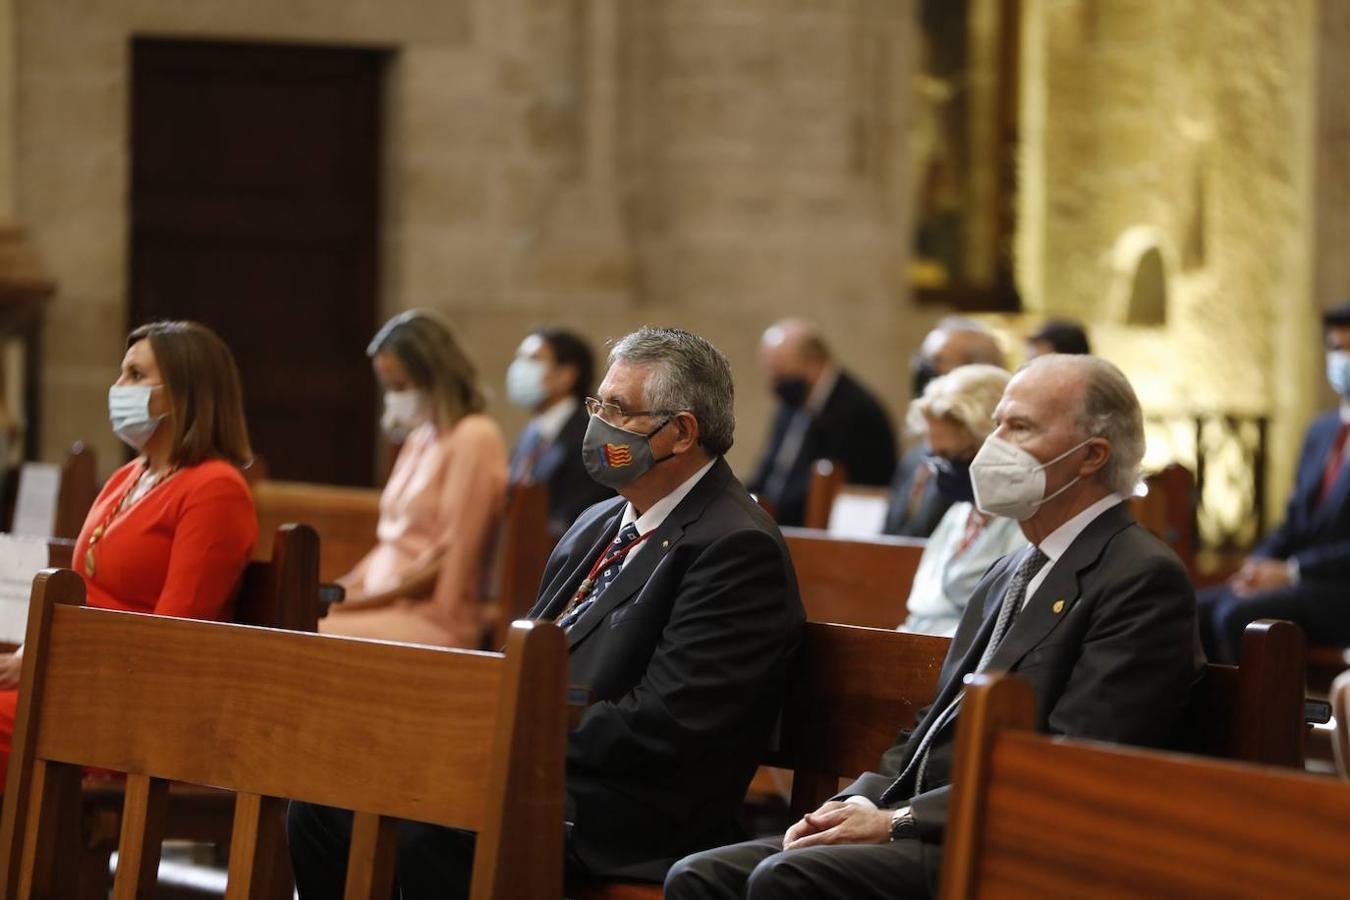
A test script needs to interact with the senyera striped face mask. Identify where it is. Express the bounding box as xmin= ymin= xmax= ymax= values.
xmin=581 ymin=414 xmax=673 ymax=490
